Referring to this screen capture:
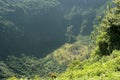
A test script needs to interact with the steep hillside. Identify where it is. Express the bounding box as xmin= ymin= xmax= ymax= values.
xmin=57 ymin=51 xmax=120 ymax=80
xmin=6 ymin=0 xmax=120 ymax=79
xmin=56 ymin=0 xmax=120 ymax=79
xmin=0 ymin=0 xmax=64 ymax=58
xmin=0 ymin=35 xmax=89 ymax=79
xmin=1 ymin=0 xmax=116 ymax=80
xmin=0 ymin=0 xmax=107 ymax=58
